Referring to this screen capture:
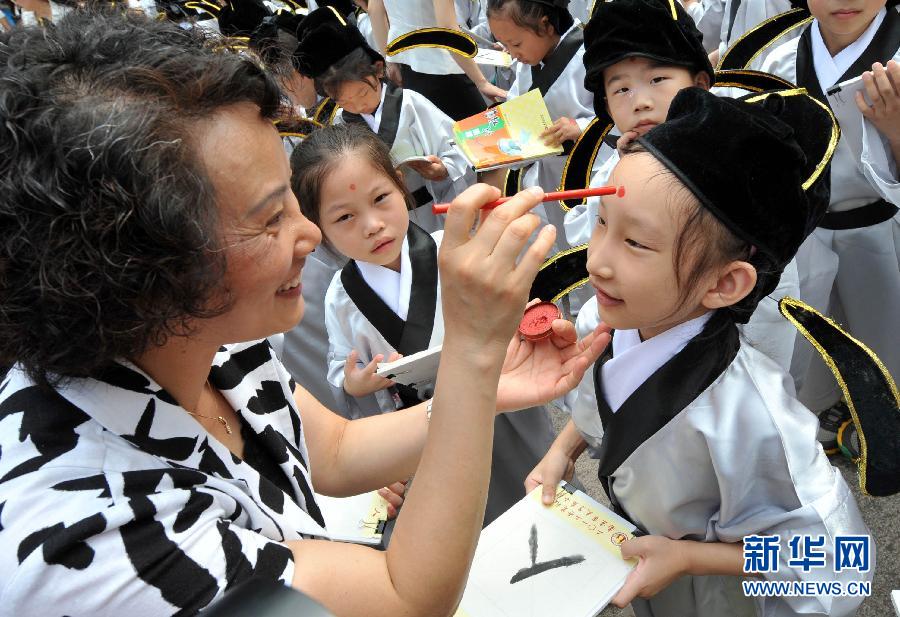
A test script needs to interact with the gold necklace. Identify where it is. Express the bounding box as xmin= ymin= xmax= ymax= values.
xmin=186 ymin=381 xmax=233 ymax=435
